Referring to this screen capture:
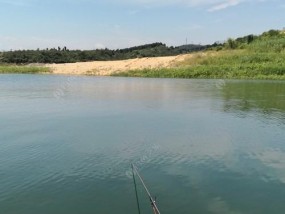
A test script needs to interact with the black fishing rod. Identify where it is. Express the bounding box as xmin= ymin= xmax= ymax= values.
xmin=132 ymin=164 xmax=161 ymax=214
